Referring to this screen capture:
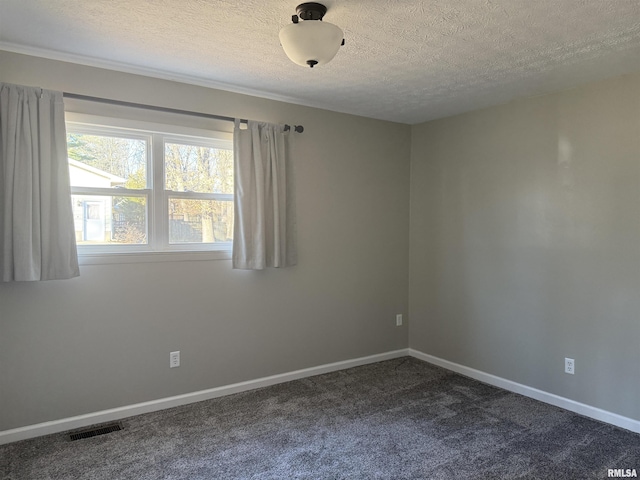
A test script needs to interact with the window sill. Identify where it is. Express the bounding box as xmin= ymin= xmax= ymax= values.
xmin=78 ymin=249 xmax=231 ymax=265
